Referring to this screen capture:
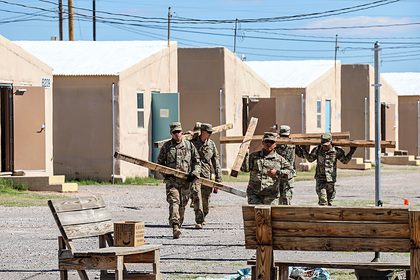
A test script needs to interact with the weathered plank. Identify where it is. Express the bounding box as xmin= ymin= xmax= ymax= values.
xmin=243 ymin=205 xmax=409 ymax=223
xmin=57 ymin=208 xmax=112 ymax=226
xmin=153 ymin=123 xmax=233 ymax=148
xmin=63 ymin=220 xmax=114 ymax=239
xmin=221 ymin=132 xmax=350 ymax=144
xmin=50 ymin=196 xmax=106 ymax=212
xmin=73 ymin=245 xmax=162 ymax=257
xmin=255 ymin=206 xmax=273 ymax=280
xmin=247 ymin=260 xmax=410 ymax=270
xmin=230 ymin=117 xmax=258 ymax=177
xmin=244 ymin=236 xmax=411 ymax=252
xmin=409 ymin=210 xmax=420 ymax=279
xmin=243 ymin=220 xmax=410 ymax=239
xmin=221 ymin=137 xmax=395 ymax=148
xmin=115 ymin=152 xmax=246 ymax=198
